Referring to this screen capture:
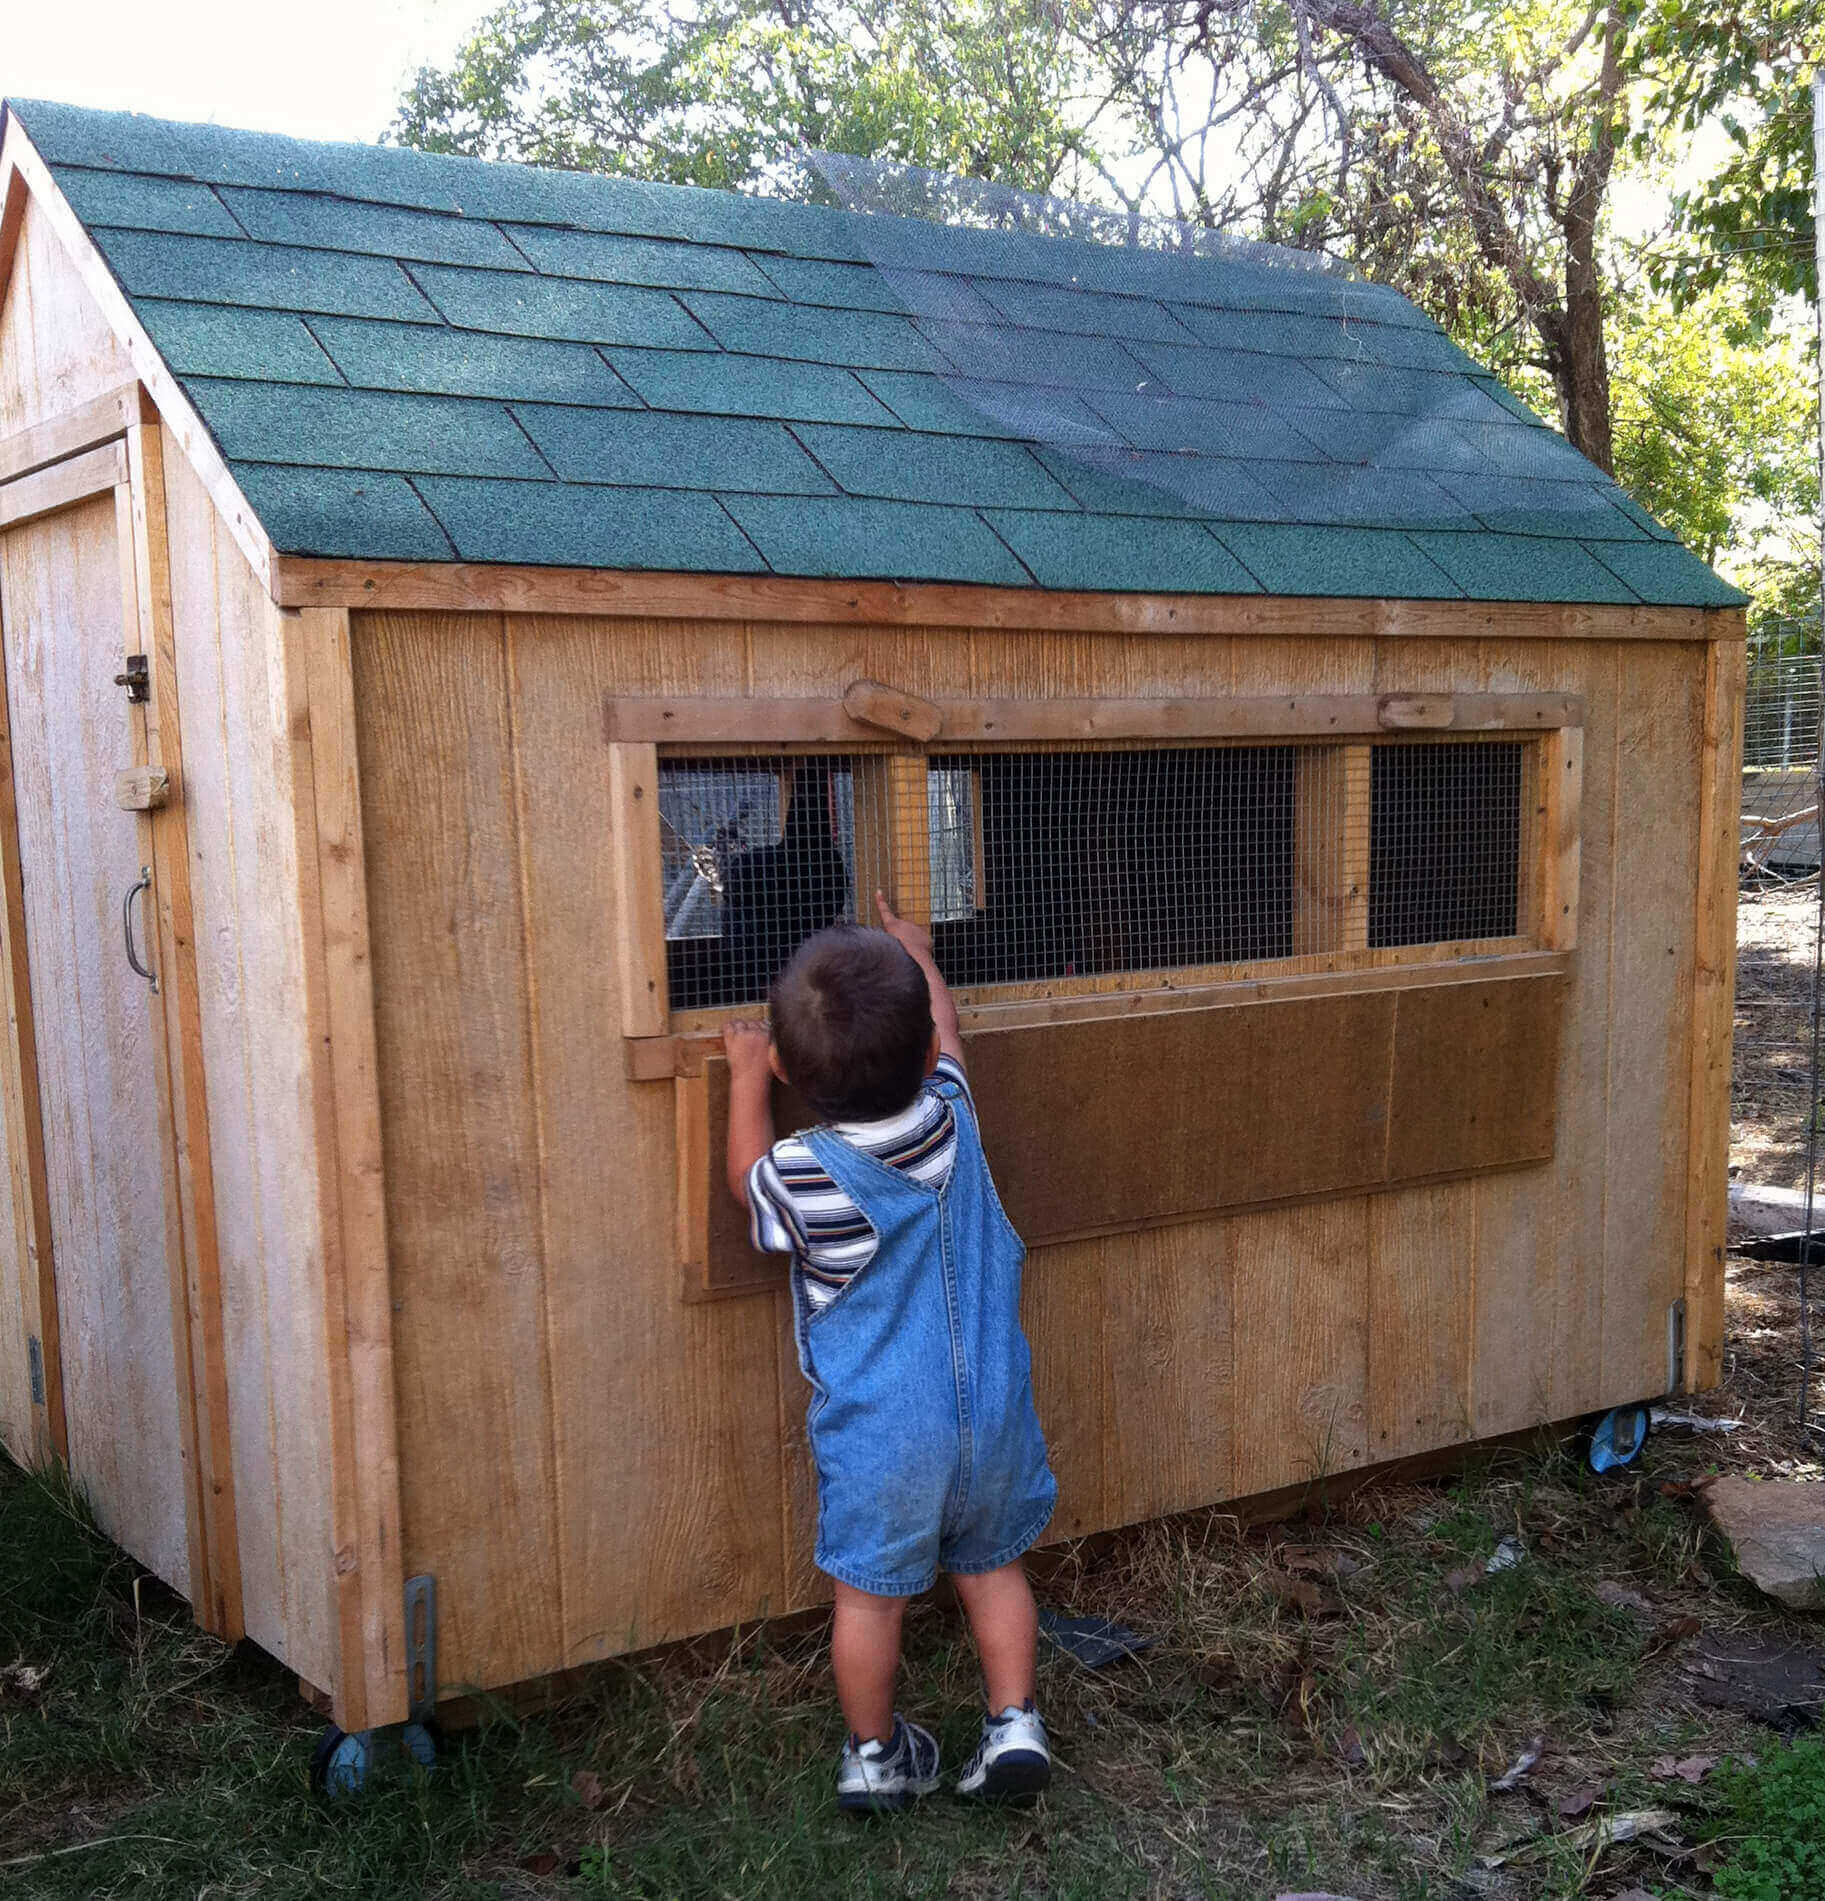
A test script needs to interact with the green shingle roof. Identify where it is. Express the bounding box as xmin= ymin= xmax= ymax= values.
xmin=4 ymin=98 xmax=1744 ymax=606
